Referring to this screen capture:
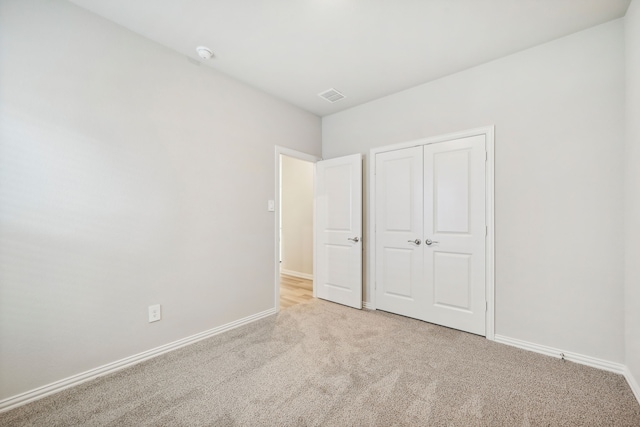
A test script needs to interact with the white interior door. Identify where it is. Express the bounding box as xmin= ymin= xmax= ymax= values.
xmin=373 ymin=136 xmax=486 ymax=336
xmin=315 ymin=154 xmax=362 ymax=309
xmin=423 ymin=135 xmax=486 ymax=335
xmin=375 ymin=146 xmax=425 ymax=319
